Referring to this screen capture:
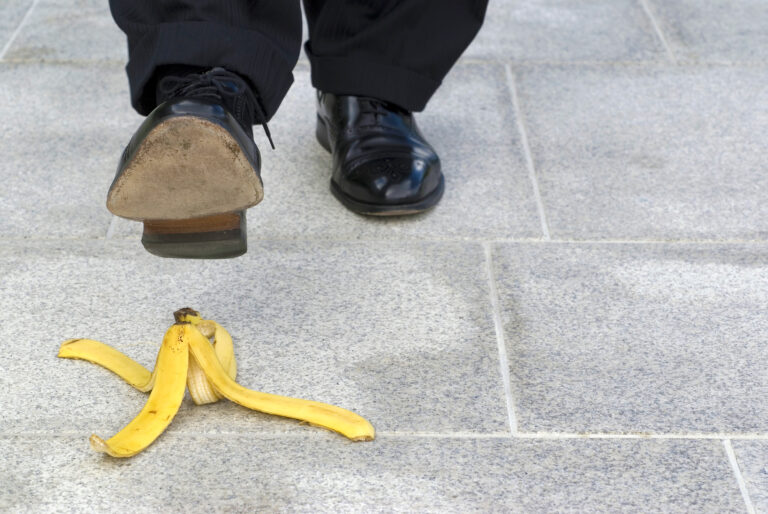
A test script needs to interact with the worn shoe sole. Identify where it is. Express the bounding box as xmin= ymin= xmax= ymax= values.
xmin=315 ymin=115 xmax=443 ymax=216
xmin=107 ymin=102 xmax=262 ymax=258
